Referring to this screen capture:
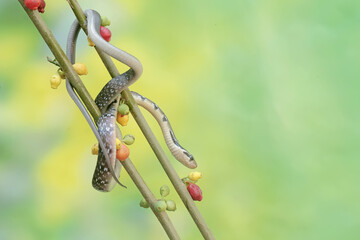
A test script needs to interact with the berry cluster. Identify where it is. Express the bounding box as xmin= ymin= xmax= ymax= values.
xmin=140 ymin=185 xmax=177 ymax=212
xmin=88 ymin=16 xmax=112 ymax=46
xmin=182 ymin=171 xmax=203 ymax=201
xmin=49 ymin=60 xmax=88 ymax=89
